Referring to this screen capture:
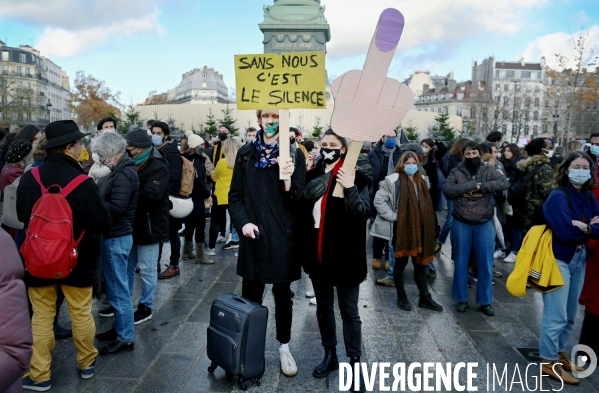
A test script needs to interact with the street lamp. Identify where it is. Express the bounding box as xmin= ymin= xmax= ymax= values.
xmin=553 ymin=112 xmax=560 ymax=146
xmin=46 ymin=98 xmax=52 ymax=124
